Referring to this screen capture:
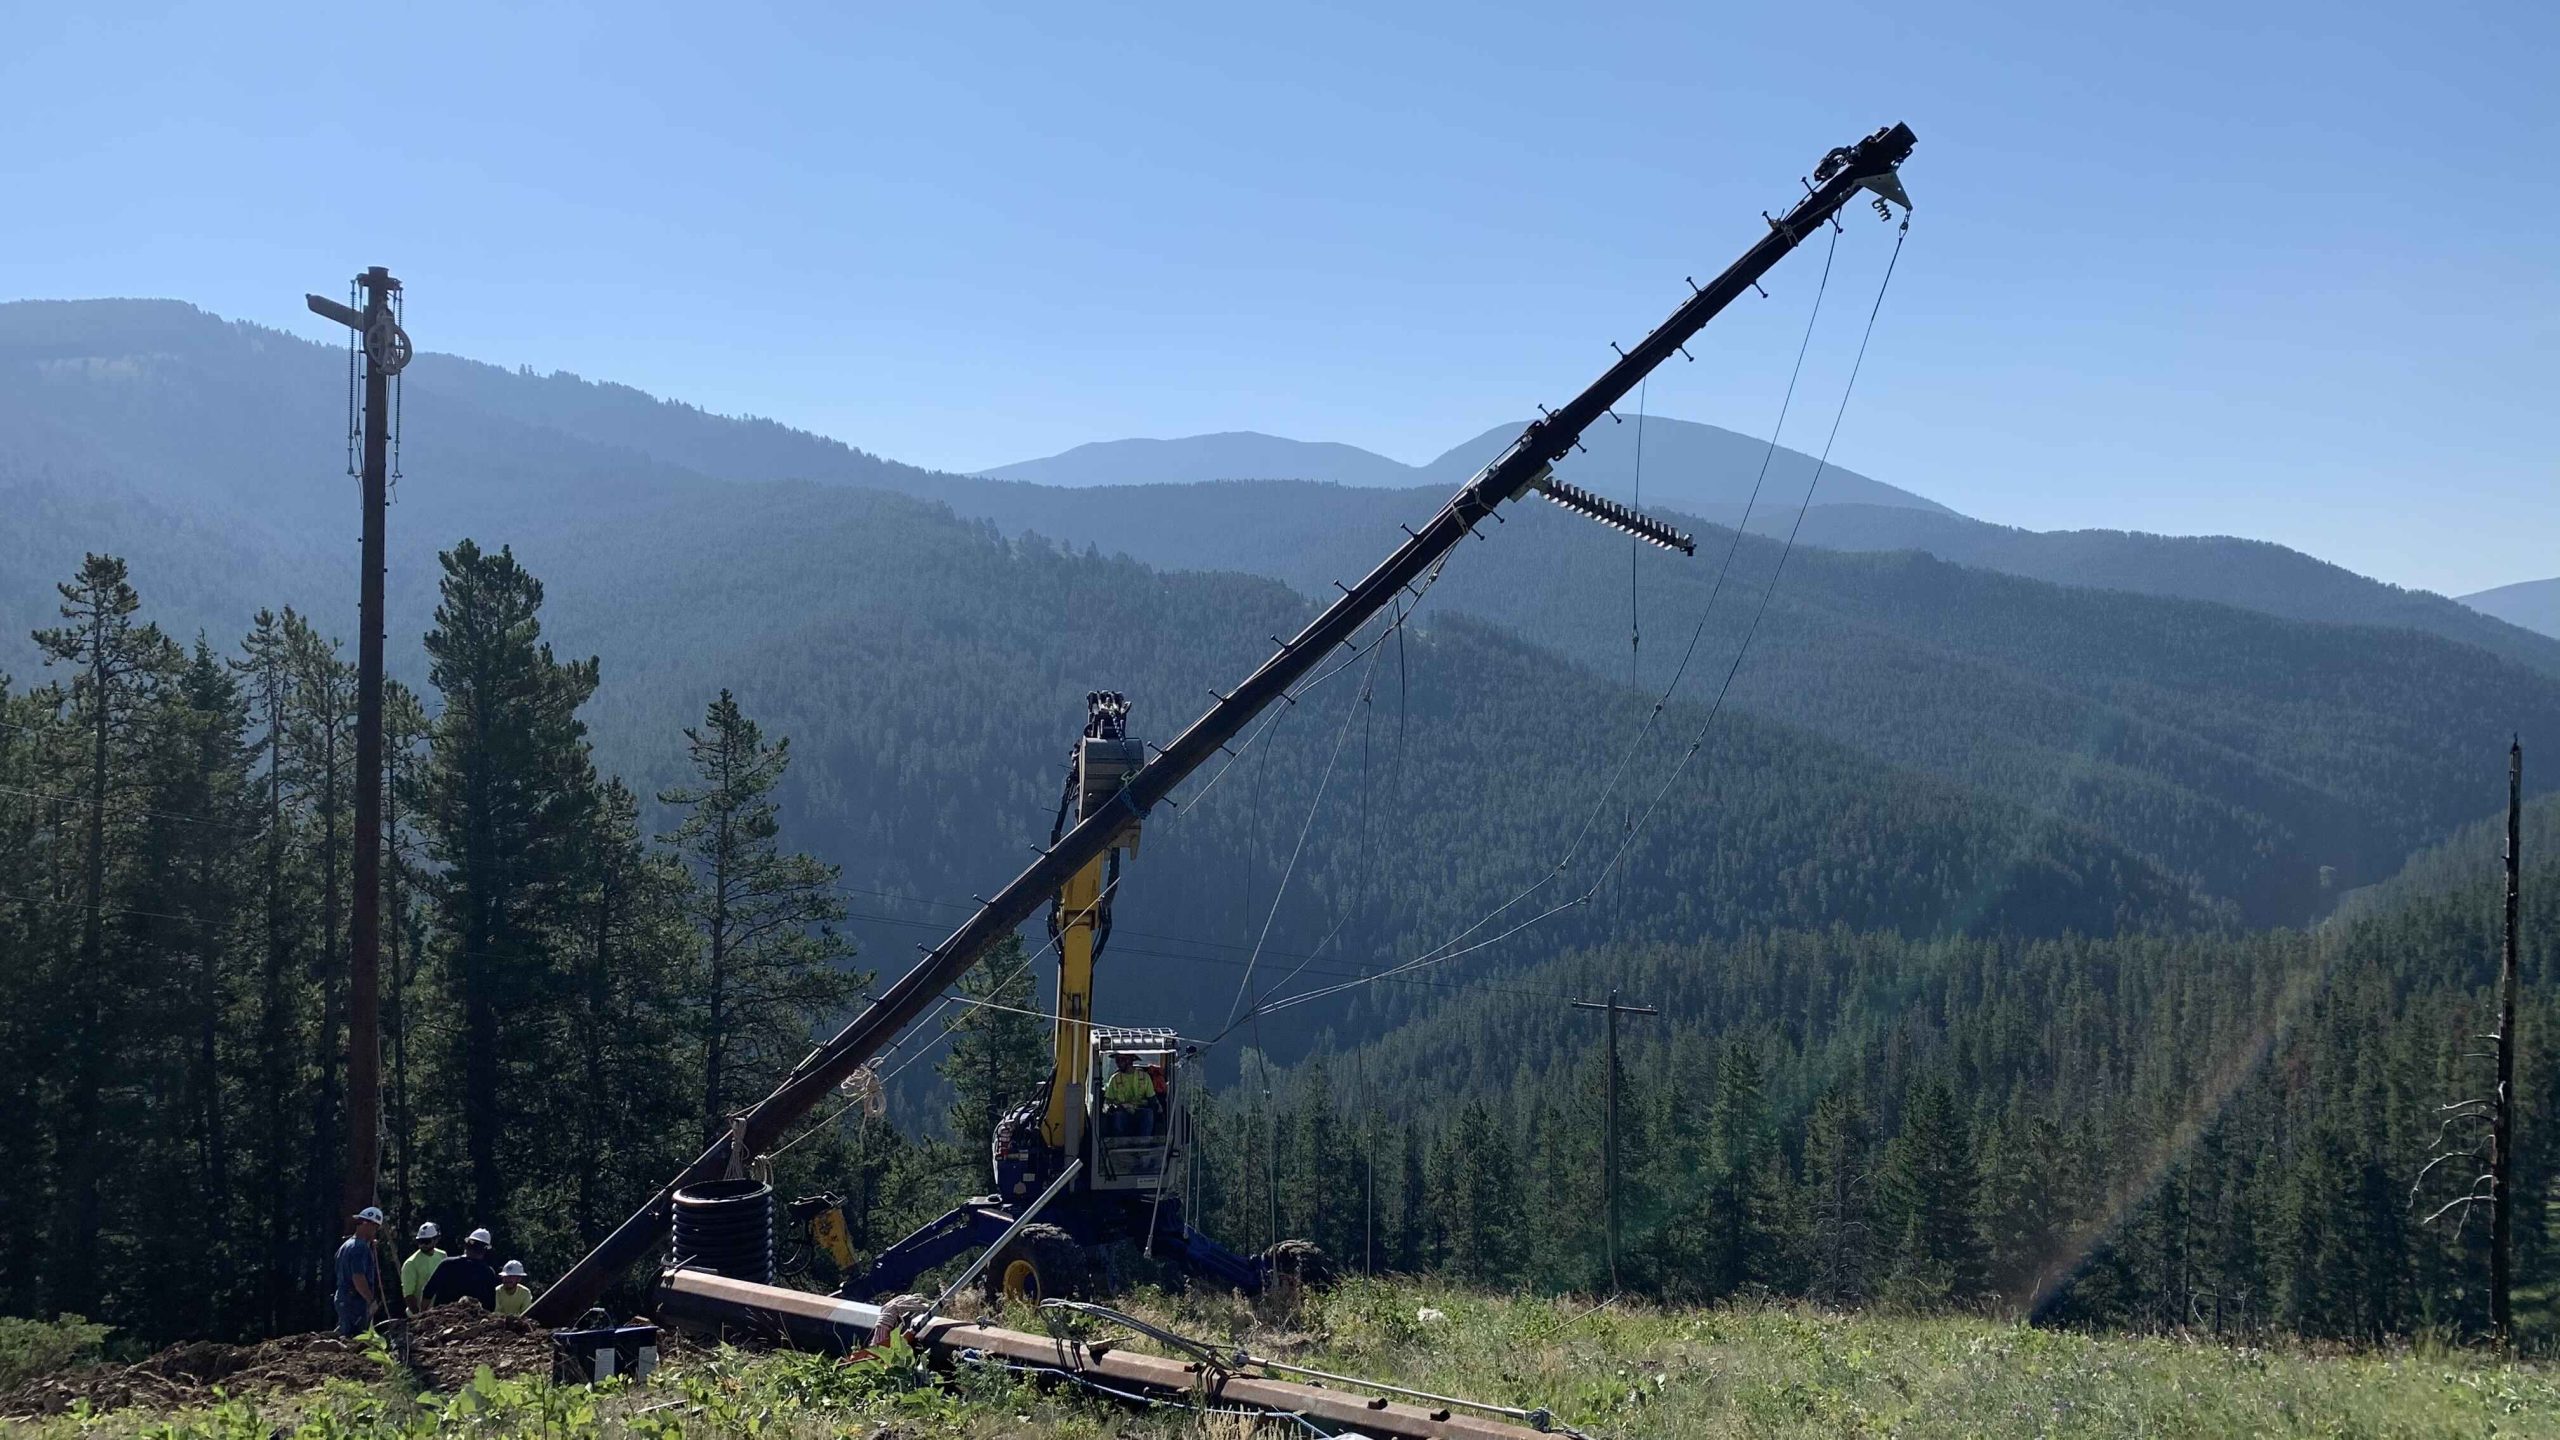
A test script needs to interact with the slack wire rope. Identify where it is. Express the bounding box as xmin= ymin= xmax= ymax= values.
xmin=1220 ymin=598 xmax=1404 ymax=1032
xmin=1258 ymin=221 xmax=1846 ymax=1012
xmin=1252 ymin=216 xmax=1909 ymax=1020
